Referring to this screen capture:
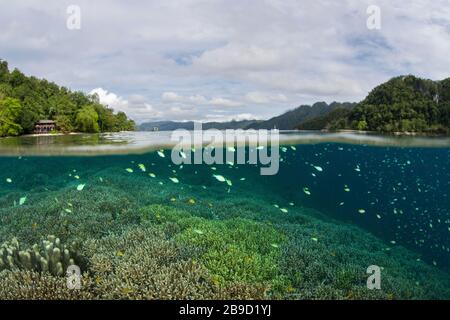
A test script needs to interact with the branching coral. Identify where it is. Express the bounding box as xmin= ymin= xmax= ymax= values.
xmin=0 ymin=235 xmax=80 ymax=276
xmin=140 ymin=204 xmax=289 ymax=295
xmin=81 ymin=226 xmax=269 ymax=299
xmin=0 ymin=269 xmax=94 ymax=300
